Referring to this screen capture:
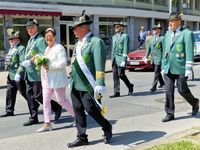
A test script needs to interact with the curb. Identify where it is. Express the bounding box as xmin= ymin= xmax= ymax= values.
xmin=129 ymin=127 xmax=200 ymax=150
